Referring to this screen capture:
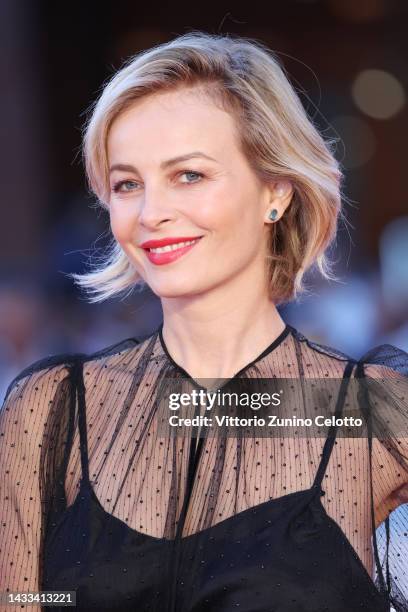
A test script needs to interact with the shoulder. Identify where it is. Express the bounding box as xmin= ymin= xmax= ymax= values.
xmin=2 ymin=352 xmax=83 ymax=406
xmin=288 ymin=325 xmax=356 ymax=373
xmin=289 ymin=325 xmax=408 ymax=375
xmin=354 ymin=342 xmax=408 ymax=380
xmin=2 ymin=330 xmax=155 ymax=406
xmin=291 ymin=328 xmax=408 ymax=511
